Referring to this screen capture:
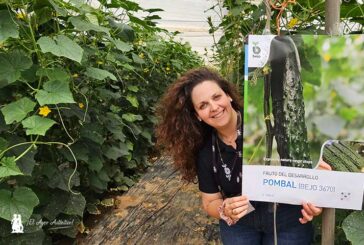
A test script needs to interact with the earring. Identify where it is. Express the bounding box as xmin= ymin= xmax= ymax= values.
xmin=230 ymin=98 xmax=233 ymax=102
xmin=198 ymin=117 xmax=202 ymax=122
